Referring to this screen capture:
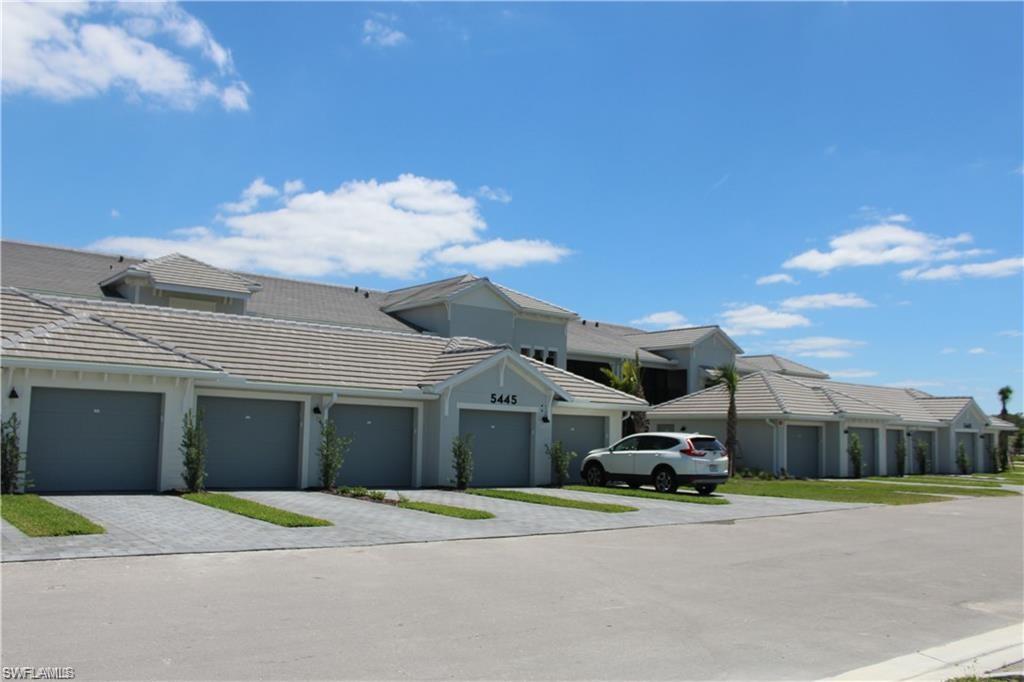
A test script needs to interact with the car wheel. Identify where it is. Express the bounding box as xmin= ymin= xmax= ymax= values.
xmin=584 ymin=463 xmax=607 ymax=487
xmin=652 ymin=467 xmax=678 ymax=493
xmin=695 ymin=483 xmax=717 ymax=496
